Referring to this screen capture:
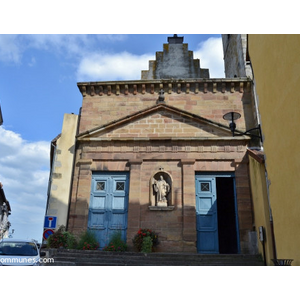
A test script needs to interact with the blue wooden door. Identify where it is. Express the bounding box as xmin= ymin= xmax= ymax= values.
xmin=88 ymin=172 xmax=129 ymax=249
xmin=195 ymin=176 xmax=219 ymax=253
